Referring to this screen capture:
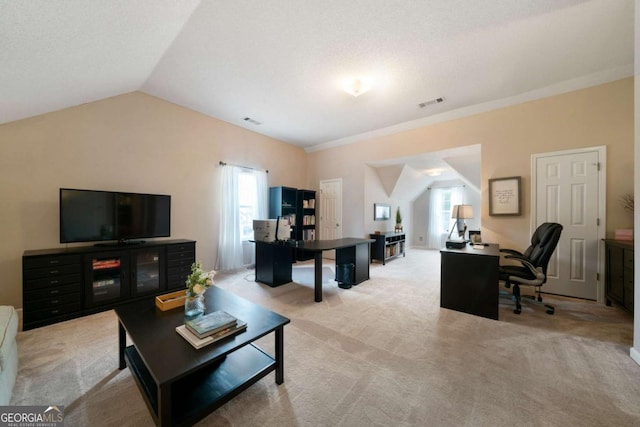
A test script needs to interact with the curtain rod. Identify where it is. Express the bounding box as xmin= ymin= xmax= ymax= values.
xmin=218 ymin=161 xmax=269 ymax=173
xmin=428 ymin=184 xmax=465 ymax=190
